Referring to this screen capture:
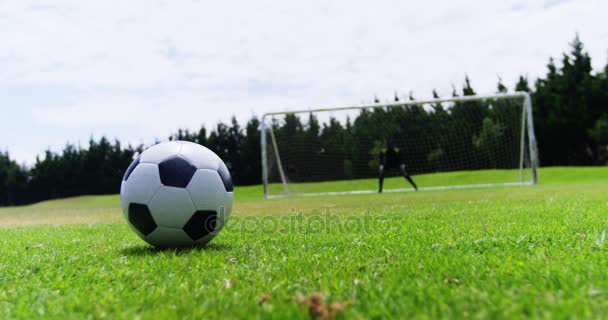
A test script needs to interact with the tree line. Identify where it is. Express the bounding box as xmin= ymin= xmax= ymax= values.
xmin=1 ymin=35 xmax=607 ymax=206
